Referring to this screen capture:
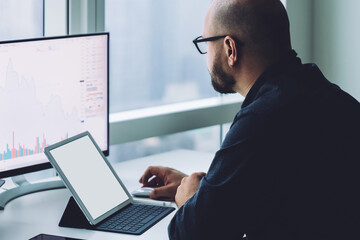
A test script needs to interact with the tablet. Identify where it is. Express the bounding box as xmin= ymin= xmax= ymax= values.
xmin=44 ymin=132 xmax=132 ymax=225
xmin=29 ymin=234 xmax=84 ymax=240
